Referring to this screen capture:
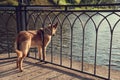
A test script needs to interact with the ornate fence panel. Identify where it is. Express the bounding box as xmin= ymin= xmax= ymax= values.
xmin=0 ymin=6 xmax=17 ymax=58
xmin=25 ymin=5 xmax=120 ymax=80
xmin=0 ymin=3 xmax=120 ymax=80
